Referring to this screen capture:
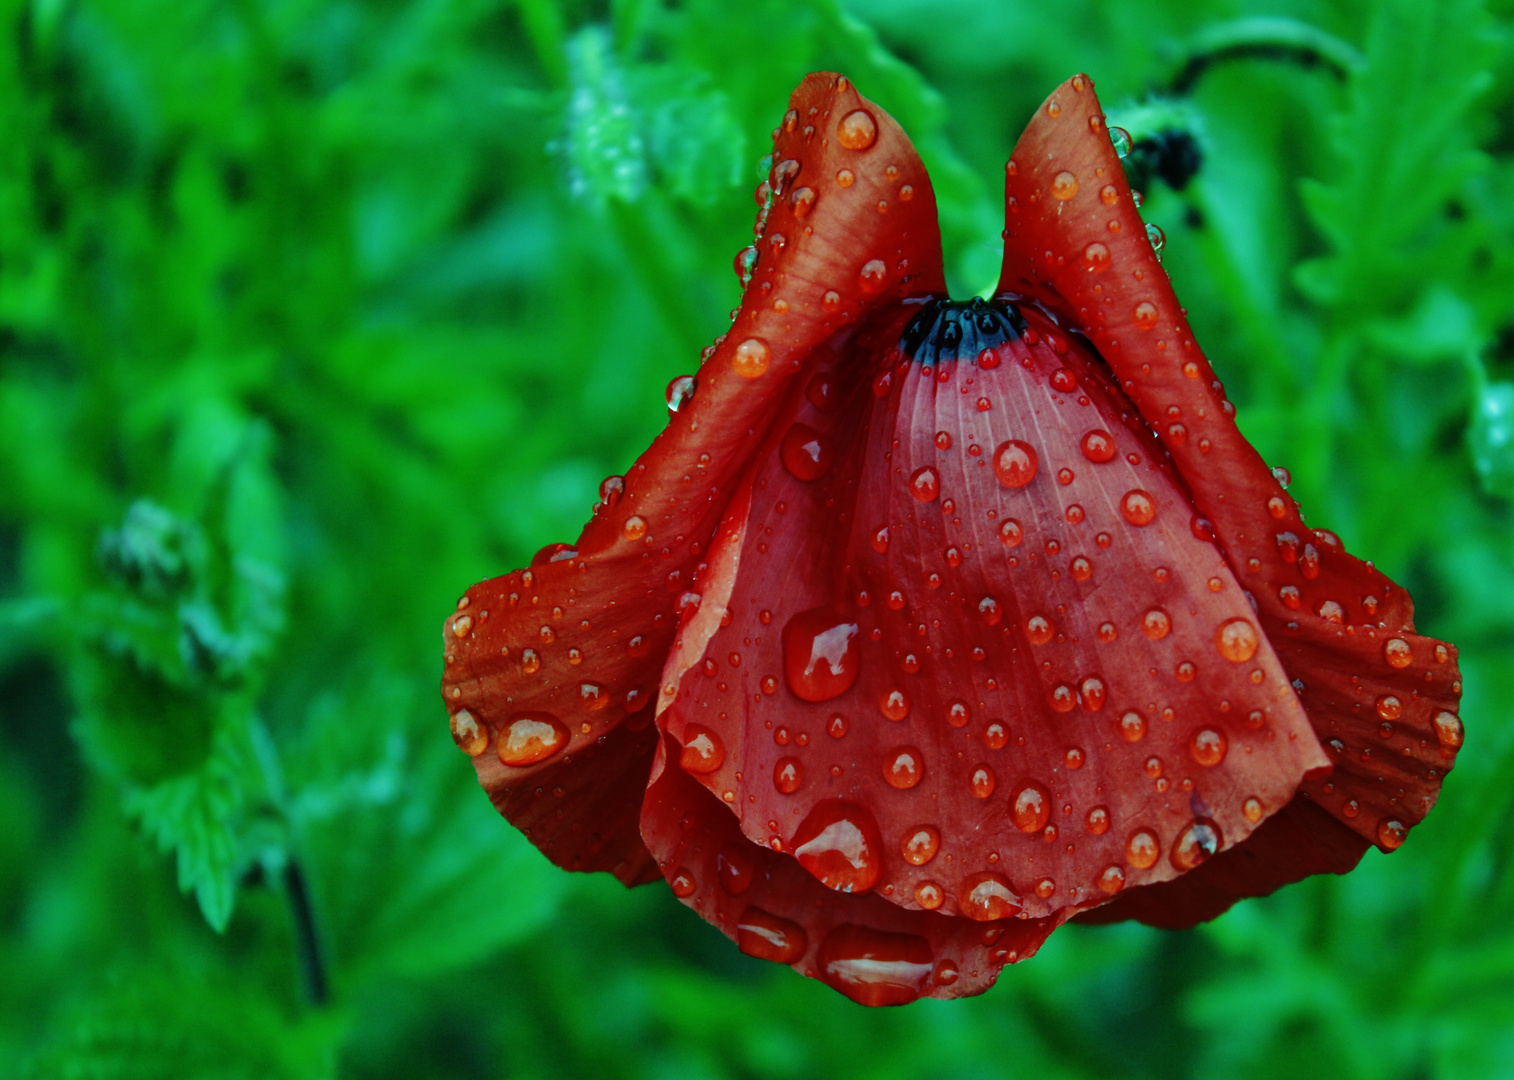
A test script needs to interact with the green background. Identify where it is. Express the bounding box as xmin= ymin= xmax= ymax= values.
xmin=3 ymin=0 xmax=1513 ymax=1076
